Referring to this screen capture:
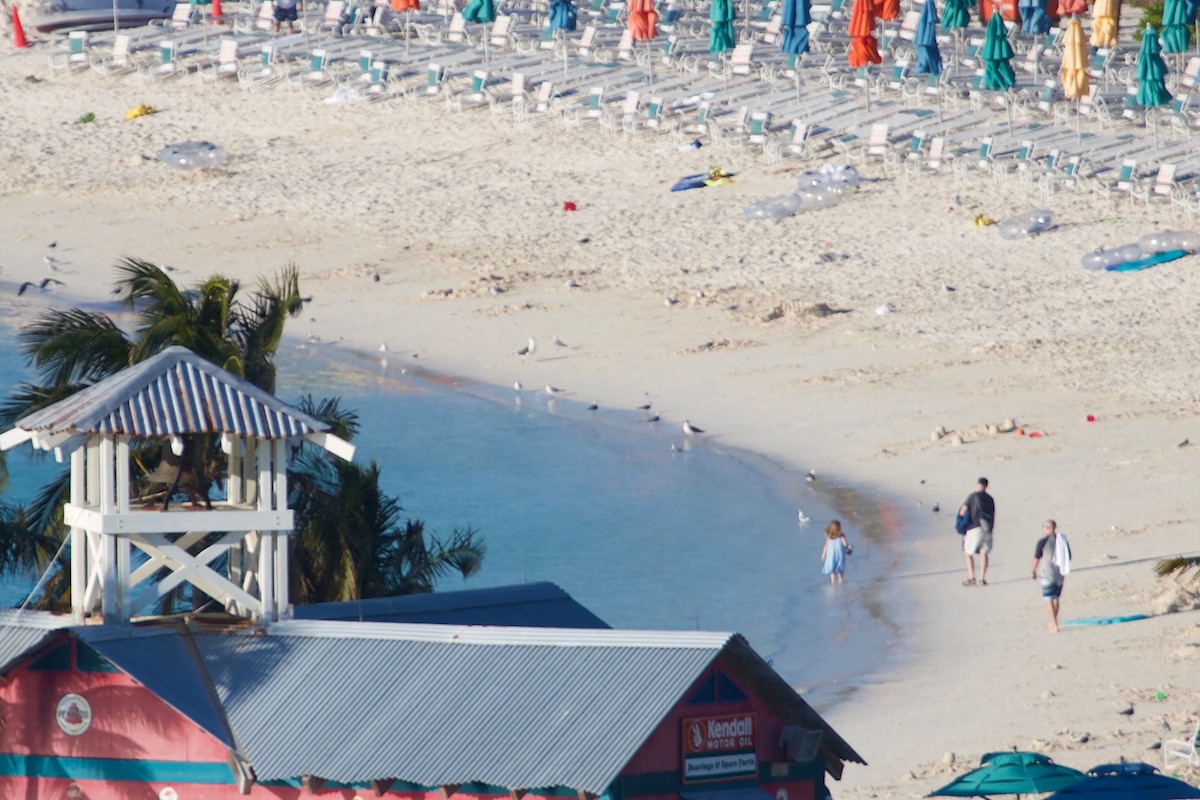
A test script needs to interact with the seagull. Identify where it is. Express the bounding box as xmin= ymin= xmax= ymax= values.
xmin=932 ymin=502 xmax=941 ymax=513
xmin=806 ymin=470 xmax=816 ymax=483
xmin=489 ymin=285 xmax=504 ymax=295
xmin=372 ymin=273 xmax=380 ymax=282
xmin=876 ymin=303 xmax=895 ymax=315
xmin=514 ymin=381 xmax=522 ymax=391
xmin=565 ymin=279 xmax=579 ymax=288
xmin=300 ymin=295 xmax=313 ymax=303
xmin=47 ymin=240 xmax=56 ymax=248
xmin=552 ymin=335 xmax=567 ymax=347
xmin=683 ymin=420 xmax=704 ymax=435
xmin=664 ymin=296 xmax=678 ymax=307
xmin=797 ymin=509 xmax=811 ymax=525
xmin=670 ymin=442 xmax=680 ymax=452
xmin=379 ymin=342 xmax=388 ymax=353
xmin=43 ymin=255 xmax=66 ymax=271
xmin=695 ymin=289 xmax=705 ymax=299
xmin=645 ymin=414 xmax=660 ymax=423
xmin=942 ymin=283 xmax=956 ymax=292
xmin=1119 ymin=706 xmax=1135 ymax=717
xmin=587 ymin=401 xmax=598 ymax=411
xmin=517 ymin=337 xmax=537 ymax=357
xmin=17 ymin=277 xmax=64 ymax=296
xmin=637 ymin=402 xmax=652 ymax=411
xmin=545 ymin=384 xmax=563 ymax=395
